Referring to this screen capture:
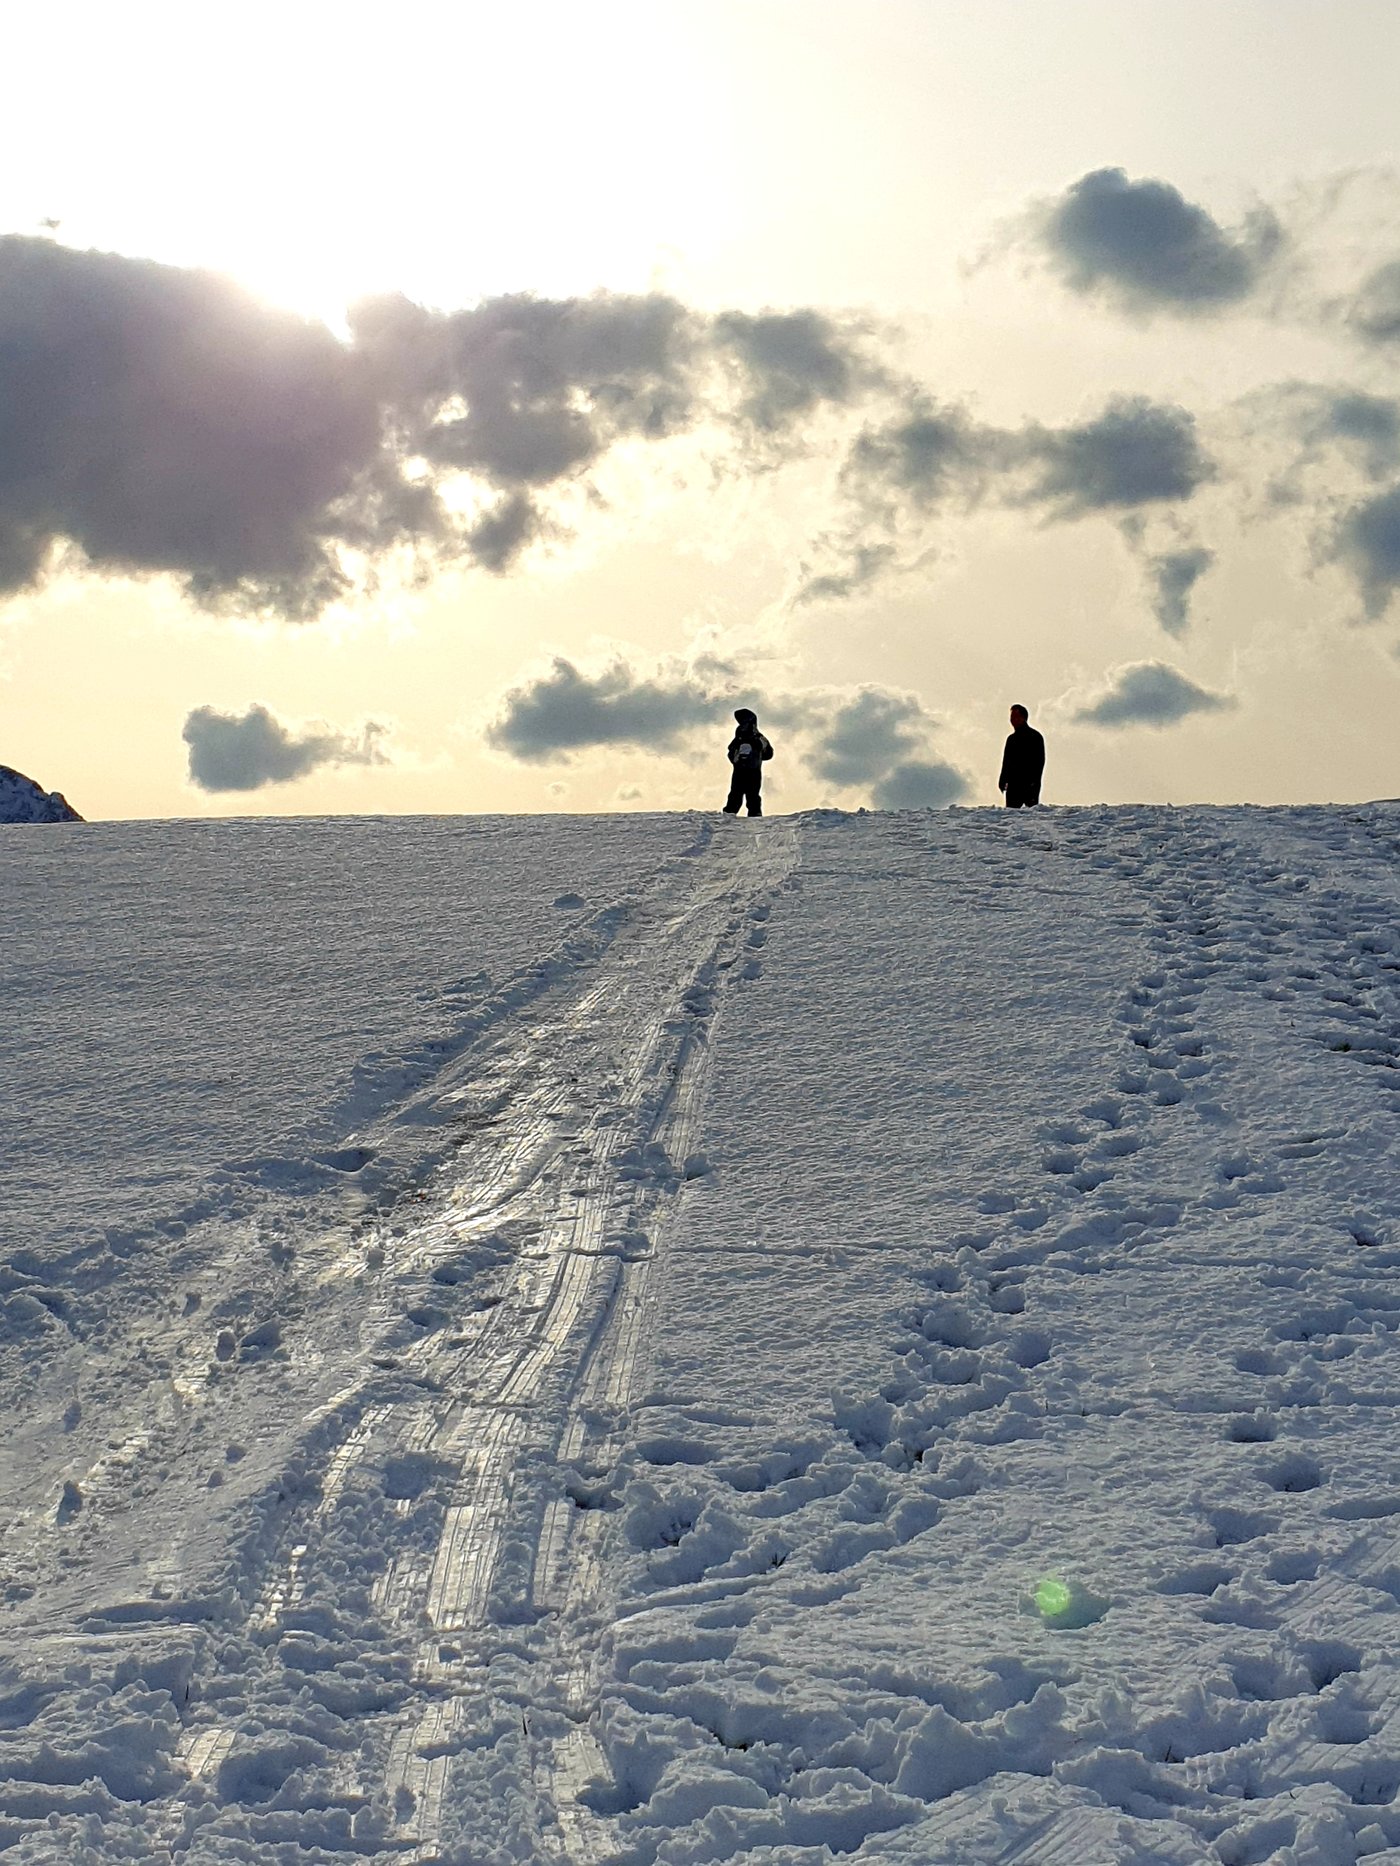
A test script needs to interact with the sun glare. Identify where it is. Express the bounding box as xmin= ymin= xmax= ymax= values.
xmin=7 ymin=0 xmax=727 ymax=327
